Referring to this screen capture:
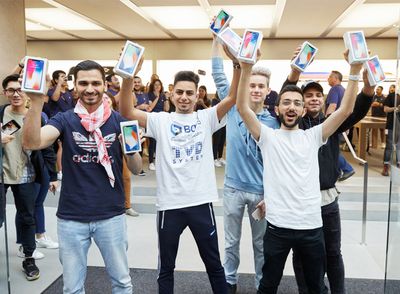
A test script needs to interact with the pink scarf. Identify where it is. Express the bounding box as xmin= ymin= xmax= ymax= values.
xmin=74 ymin=98 xmax=115 ymax=187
